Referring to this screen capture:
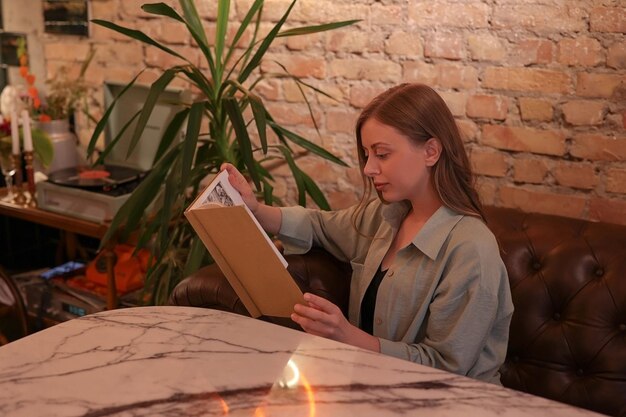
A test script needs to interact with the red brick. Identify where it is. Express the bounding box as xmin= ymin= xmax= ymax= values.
xmin=456 ymin=119 xmax=479 ymax=143
xmin=483 ymin=67 xmax=570 ymax=94
xmin=519 ymin=98 xmax=553 ymax=122
xmin=498 ymin=186 xmax=587 ymax=219
xmin=385 ymin=31 xmax=423 ymax=57
xmin=570 ymin=133 xmax=626 ymax=161
xmin=553 ymin=162 xmax=599 ymax=190
xmin=513 ymin=158 xmax=550 ymax=184
xmin=424 ymin=33 xmax=465 ymax=60
xmin=326 ymin=109 xmax=358 ymax=134
xmin=404 ymin=61 xmax=478 ymax=90
xmin=493 ymin=5 xmax=586 ymax=33
xmin=316 ymin=82 xmax=348 ymax=107
xmin=330 ymin=58 xmax=400 ymax=82
xmin=590 ymin=7 xmax=626 ymax=33
xmin=607 ymin=42 xmax=626 ymax=69
xmin=287 ymin=32 xmax=323 ymax=51
xmin=261 ymin=54 xmax=326 ymax=79
xmin=440 ymin=92 xmax=467 ymax=117
xmin=349 ymin=84 xmax=387 ymax=108
xmin=606 ymin=168 xmax=626 ymax=194
xmin=562 ymin=101 xmax=605 ymax=126
xmin=265 ymin=102 xmax=321 ymax=128
xmin=327 ymin=30 xmax=370 ymax=53
xmin=557 ymin=37 xmax=604 ymax=67
xmin=371 ymin=3 xmax=403 ymax=25
xmin=508 ymin=39 xmax=553 ymax=66
xmin=589 ymin=198 xmax=626 ymax=225
xmin=469 ymin=150 xmax=508 ymax=177
xmin=481 ymin=125 xmax=566 ymax=156
xmin=467 ymin=95 xmax=508 ymax=120
xmin=145 ymin=45 xmax=200 ymax=69
xmin=98 ymin=42 xmax=145 ymax=66
xmin=91 ymin=0 xmax=117 ymax=20
xmin=408 ymin=2 xmax=489 ymax=28
xmin=44 ymin=42 xmax=92 ymax=62
xmin=476 ymin=178 xmax=497 ymax=206
xmin=468 ymin=34 xmax=506 ymax=62
xmin=255 ymin=79 xmax=281 ymax=101
xmin=577 ymin=73 xmax=625 ymax=98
